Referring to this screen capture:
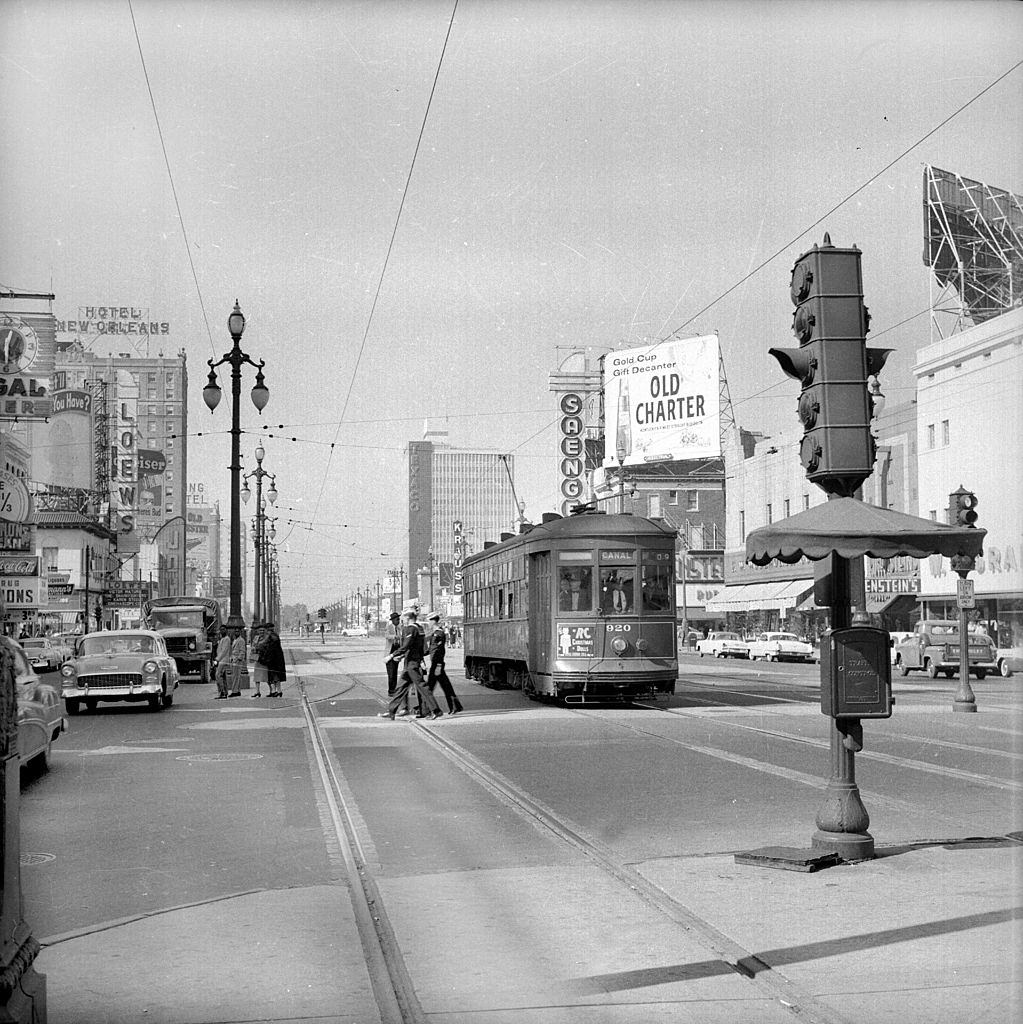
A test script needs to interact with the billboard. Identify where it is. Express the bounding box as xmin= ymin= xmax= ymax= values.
xmin=0 ymin=310 xmax=57 ymax=421
xmin=602 ymin=335 xmax=720 ymax=467
xmin=30 ymin=389 xmax=94 ymax=490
